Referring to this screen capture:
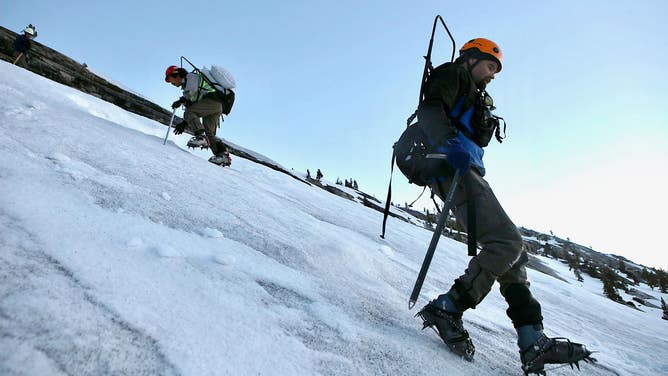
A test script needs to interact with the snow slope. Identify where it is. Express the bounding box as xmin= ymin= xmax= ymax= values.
xmin=1 ymin=61 xmax=667 ymax=375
